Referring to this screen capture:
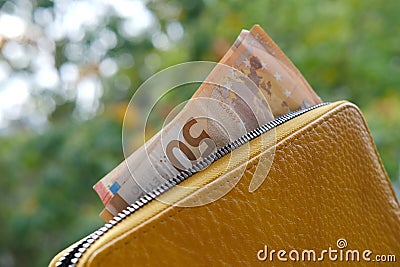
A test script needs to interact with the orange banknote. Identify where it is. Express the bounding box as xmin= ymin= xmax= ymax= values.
xmin=94 ymin=25 xmax=322 ymax=220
